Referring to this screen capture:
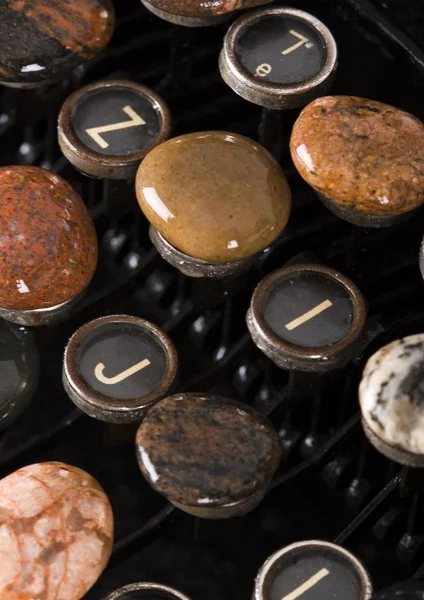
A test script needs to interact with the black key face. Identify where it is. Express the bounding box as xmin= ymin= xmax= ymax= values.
xmin=263 ymin=273 xmax=354 ymax=348
xmin=234 ymin=15 xmax=326 ymax=85
xmin=269 ymin=547 xmax=363 ymax=600
xmin=0 ymin=320 xmax=38 ymax=431
xmin=72 ymin=86 xmax=162 ymax=156
xmin=372 ymin=582 xmax=424 ymax=599
xmin=76 ymin=322 xmax=167 ymax=401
